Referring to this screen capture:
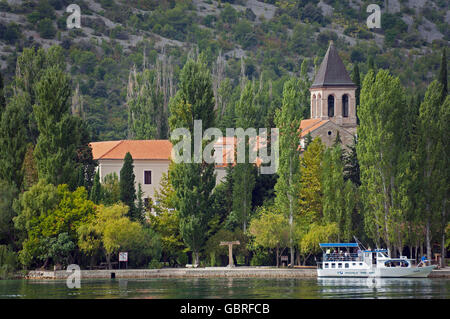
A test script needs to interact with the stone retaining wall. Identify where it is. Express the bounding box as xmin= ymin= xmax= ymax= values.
xmin=27 ymin=267 xmax=317 ymax=279
xmin=26 ymin=267 xmax=450 ymax=280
